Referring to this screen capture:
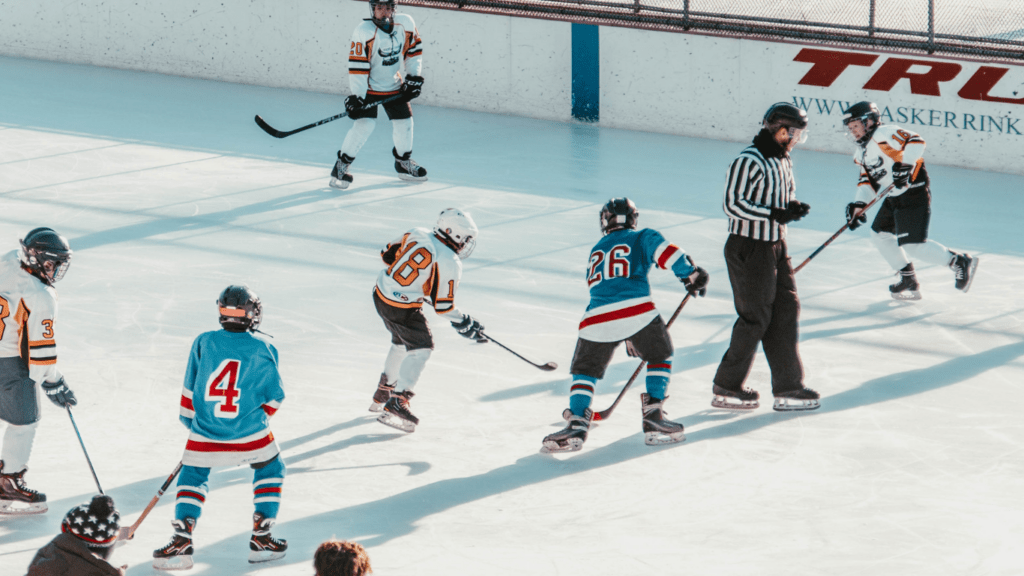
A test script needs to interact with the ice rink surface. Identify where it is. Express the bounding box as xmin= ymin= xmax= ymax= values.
xmin=1 ymin=56 xmax=1023 ymax=576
